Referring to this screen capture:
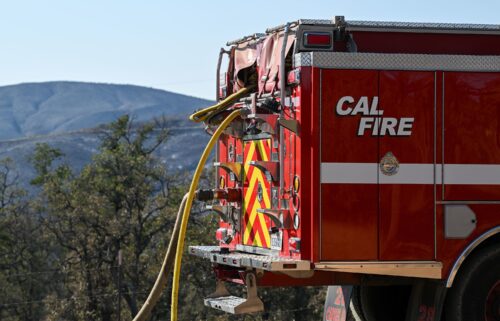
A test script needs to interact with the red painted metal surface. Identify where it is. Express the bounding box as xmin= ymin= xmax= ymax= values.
xmin=436 ymin=203 xmax=500 ymax=278
xmin=320 ymin=69 xmax=379 ymax=261
xmin=296 ymin=66 xmax=314 ymax=261
xmin=443 ymin=72 xmax=500 ymax=200
xmin=211 ymin=22 xmax=500 ymax=287
xmin=378 ymin=71 xmax=435 ymax=260
xmin=349 ymin=31 xmax=500 ymax=55
xmin=216 ymin=135 xmax=238 ymax=250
